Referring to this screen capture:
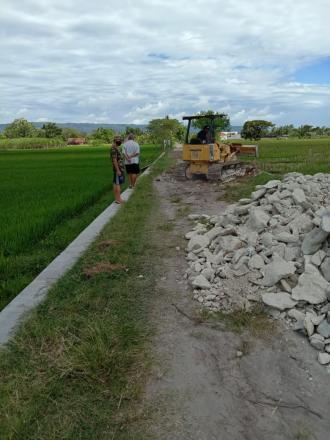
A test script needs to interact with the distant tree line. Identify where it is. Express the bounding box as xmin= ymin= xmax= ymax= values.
xmin=241 ymin=120 xmax=330 ymax=140
xmin=5 ymin=114 xmax=326 ymax=145
xmin=0 ymin=117 xmax=187 ymax=146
